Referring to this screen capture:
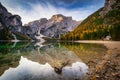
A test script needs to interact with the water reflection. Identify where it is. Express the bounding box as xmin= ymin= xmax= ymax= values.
xmin=0 ymin=41 xmax=107 ymax=79
xmin=0 ymin=56 xmax=88 ymax=80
